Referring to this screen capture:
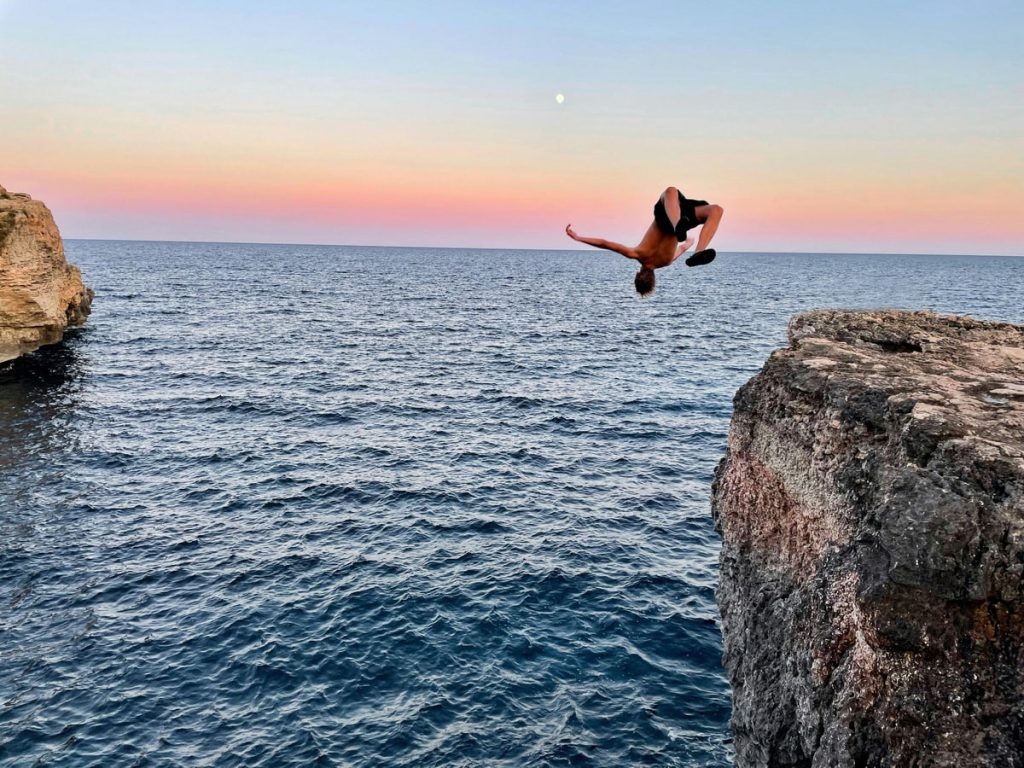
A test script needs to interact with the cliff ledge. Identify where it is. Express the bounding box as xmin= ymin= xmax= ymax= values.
xmin=0 ymin=183 xmax=92 ymax=363
xmin=713 ymin=309 xmax=1024 ymax=767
